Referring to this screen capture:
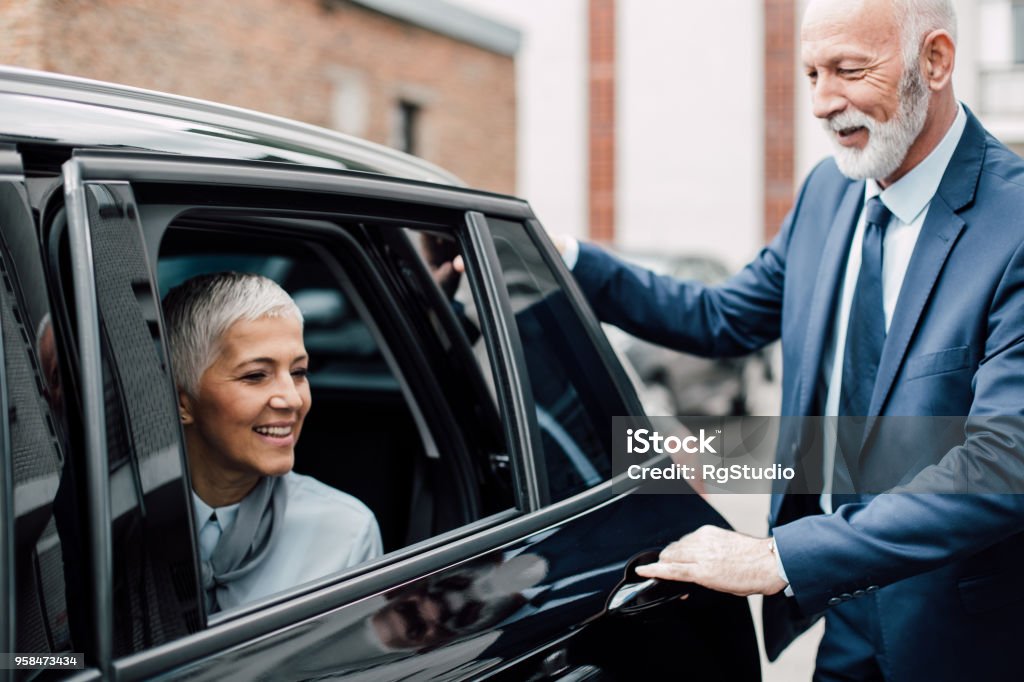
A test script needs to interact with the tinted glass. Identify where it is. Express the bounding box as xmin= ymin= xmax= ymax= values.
xmin=1 ymin=182 xmax=86 ymax=658
xmin=485 ymin=218 xmax=627 ymax=502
